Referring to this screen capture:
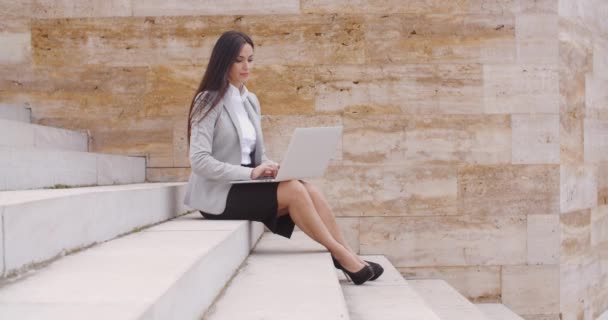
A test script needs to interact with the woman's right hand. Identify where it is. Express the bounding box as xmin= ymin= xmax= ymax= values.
xmin=251 ymin=163 xmax=279 ymax=179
